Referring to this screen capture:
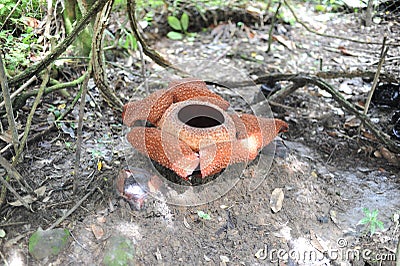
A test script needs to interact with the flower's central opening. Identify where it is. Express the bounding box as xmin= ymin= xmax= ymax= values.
xmin=178 ymin=104 xmax=224 ymax=128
